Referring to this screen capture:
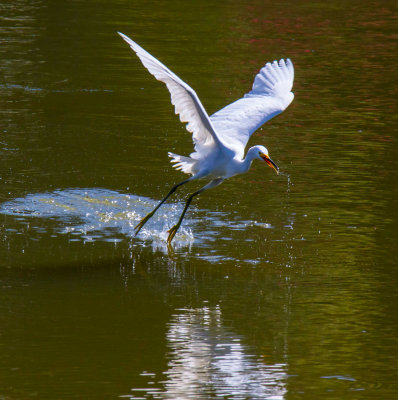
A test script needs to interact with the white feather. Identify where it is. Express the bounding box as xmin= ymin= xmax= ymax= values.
xmin=210 ymin=59 xmax=294 ymax=158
